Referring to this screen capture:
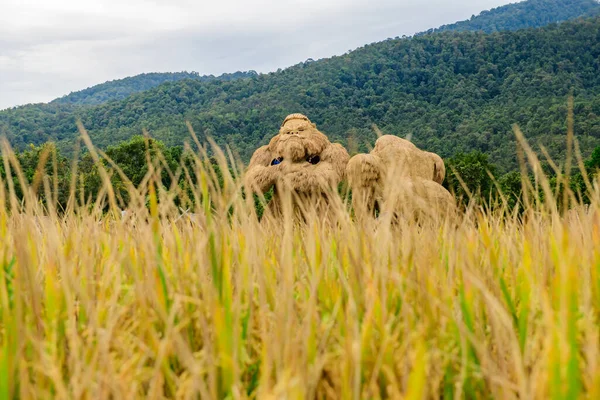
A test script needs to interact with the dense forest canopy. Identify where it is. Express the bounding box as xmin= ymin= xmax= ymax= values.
xmin=49 ymin=71 xmax=258 ymax=106
xmin=419 ymin=0 xmax=600 ymax=35
xmin=1 ymin=1 xmax=600 ymax=173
